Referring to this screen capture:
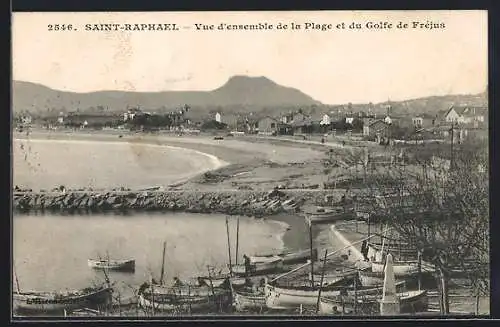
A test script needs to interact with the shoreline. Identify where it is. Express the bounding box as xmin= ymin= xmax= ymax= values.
xmin=14 ymin=137 xmax=230 ymax=189
xmin=13 ymin=130 xmax=337 ymax=269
